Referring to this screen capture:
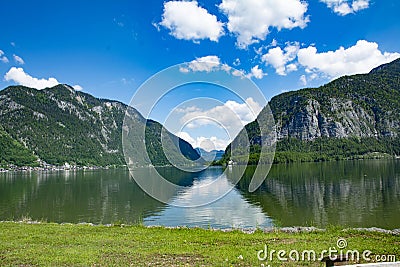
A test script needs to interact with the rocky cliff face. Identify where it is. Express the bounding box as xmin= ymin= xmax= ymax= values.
xmin=226 ymin=58 xmax=400 ymax=162
xmin=274 ymin=98 xmax=383 ymax=141
xmin=268 ymin=58 xmax=400 ymax=141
